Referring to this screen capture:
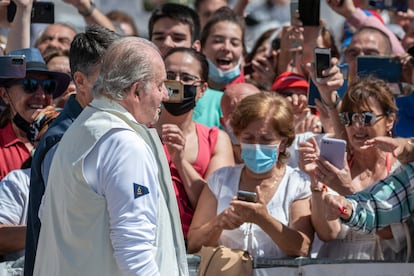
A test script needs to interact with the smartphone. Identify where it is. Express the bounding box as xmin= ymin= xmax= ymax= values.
xmin=368 ymin=0 xmax=408 ymax=12
xmin=164 ymin=80 xmax=184 ymax=103
xmin=237 ymin=190 xmax=257 ymax=203
xmin=307 ymin=63 xmax=348 ymax=108
xmin=314 ymin=47 xmax=331 ymax=81
xmin=299 ymin=0 xmax=320 ymax=26
xmin=320 ymin=137 xmax=347 ymax=169
xmin=7 ymin=1 xmax=55 ymax=24
xmin=357 ymin=56 xmax=402 ymax=83
xmin=0 ymin=55 xmax=26 ymax=78
xmin=290 ymin=0 xmax=299 ymax=24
